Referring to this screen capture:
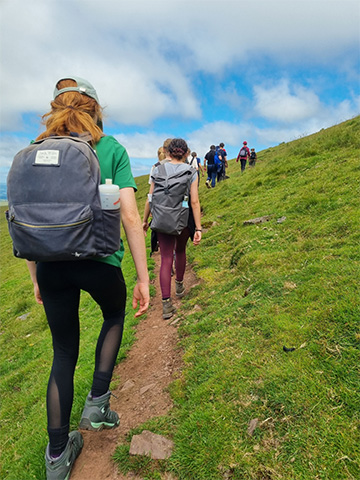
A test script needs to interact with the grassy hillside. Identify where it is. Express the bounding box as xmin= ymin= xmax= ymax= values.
xmin=1 ymin=117 xmax=359 ymax=479
xmin=114 ymin=117 xmax=360 ymax=479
